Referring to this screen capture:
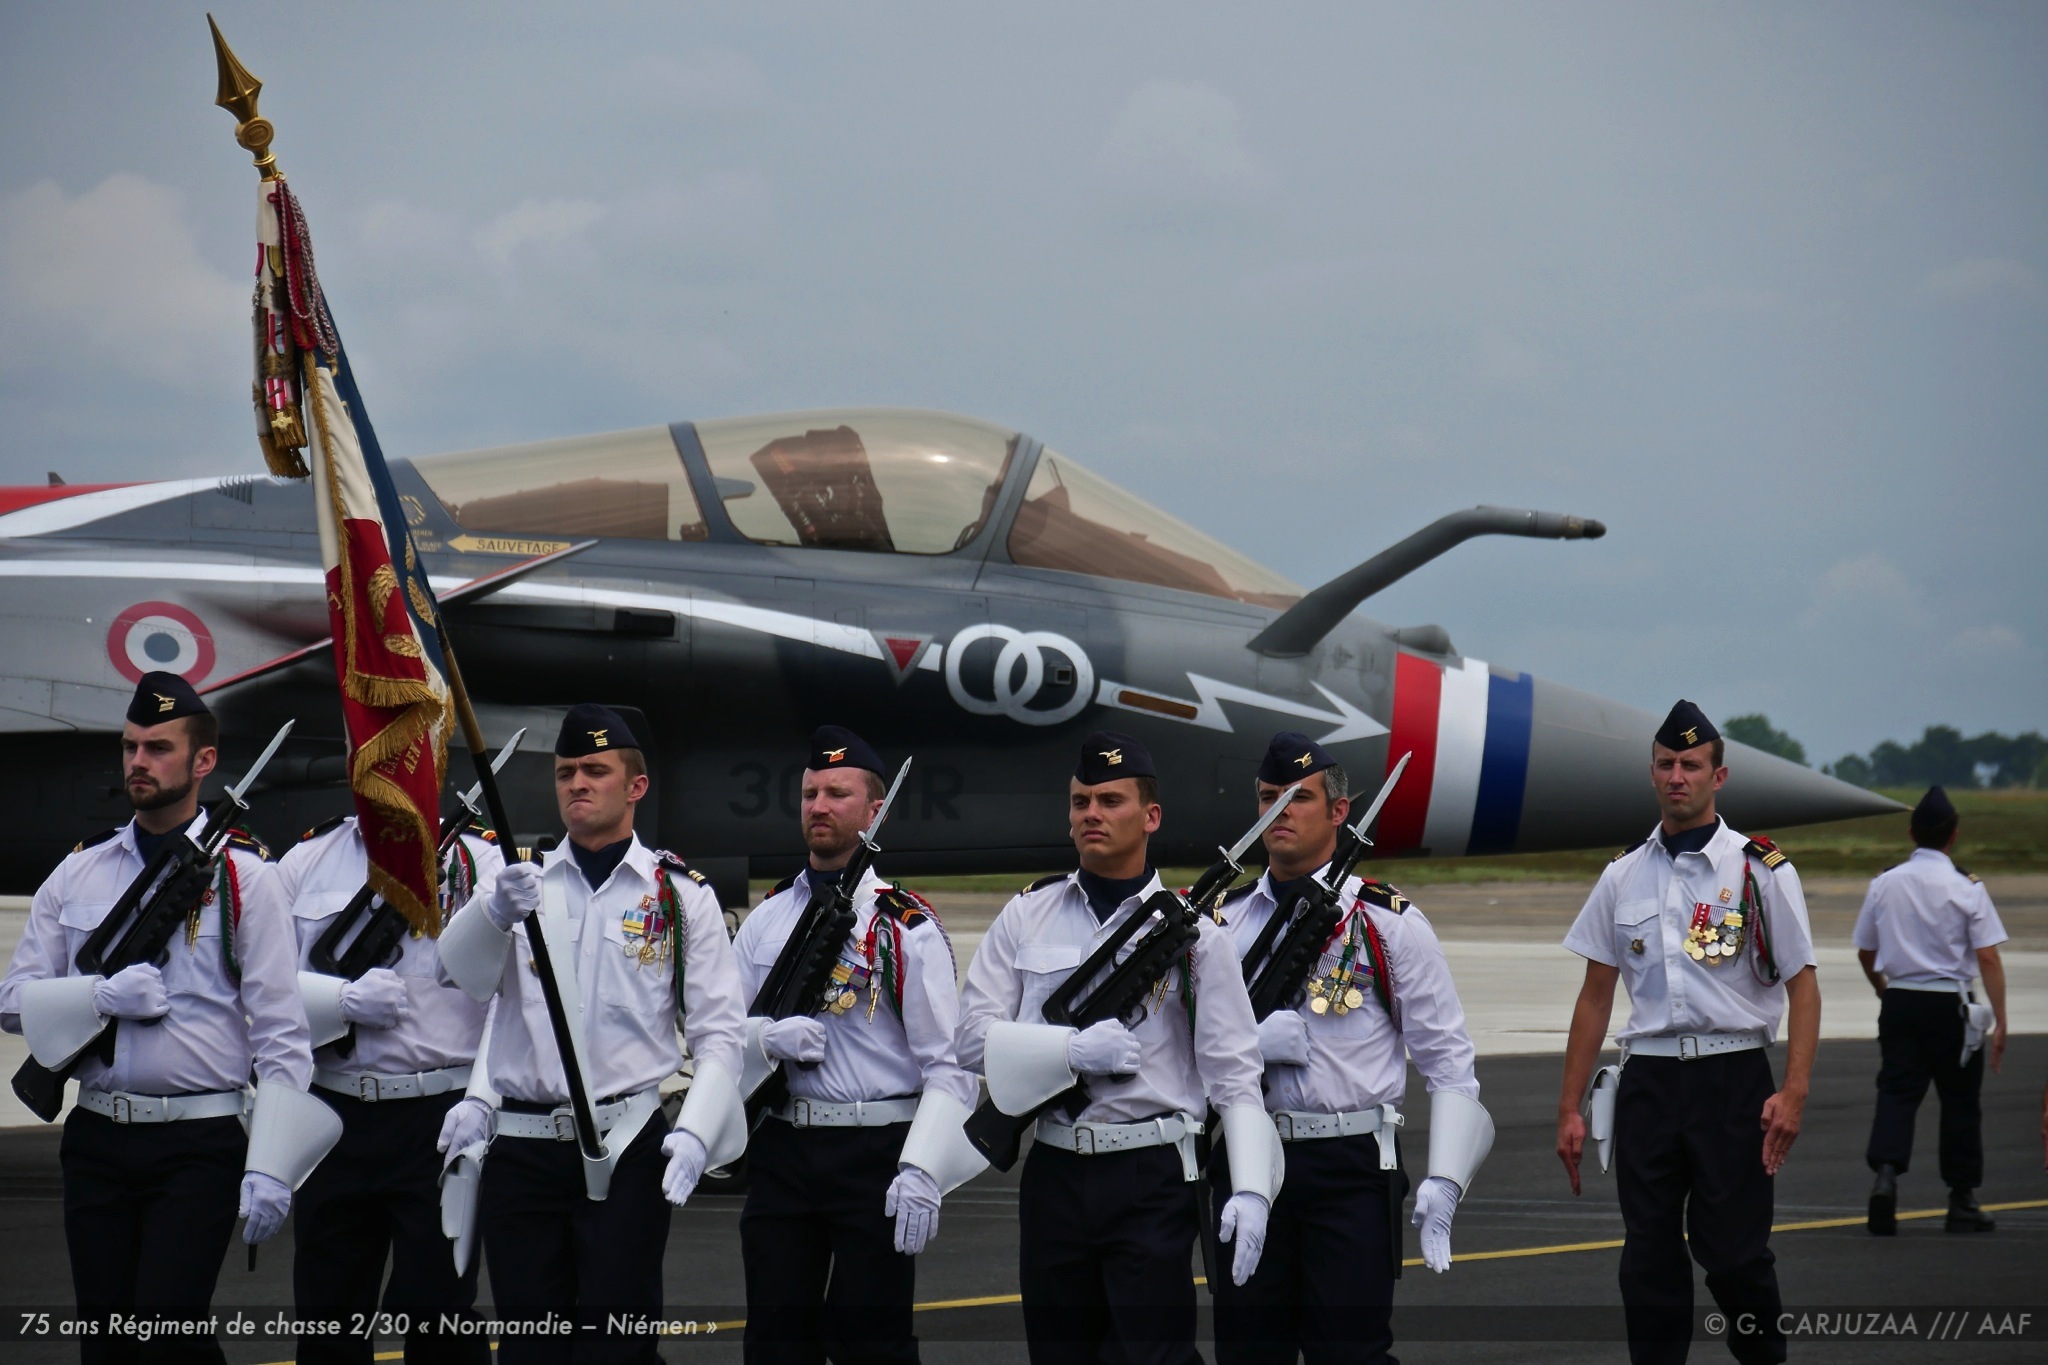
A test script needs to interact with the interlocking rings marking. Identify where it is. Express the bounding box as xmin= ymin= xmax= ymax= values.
xmin=943 ymin=624 xmax=1094 ymax=727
